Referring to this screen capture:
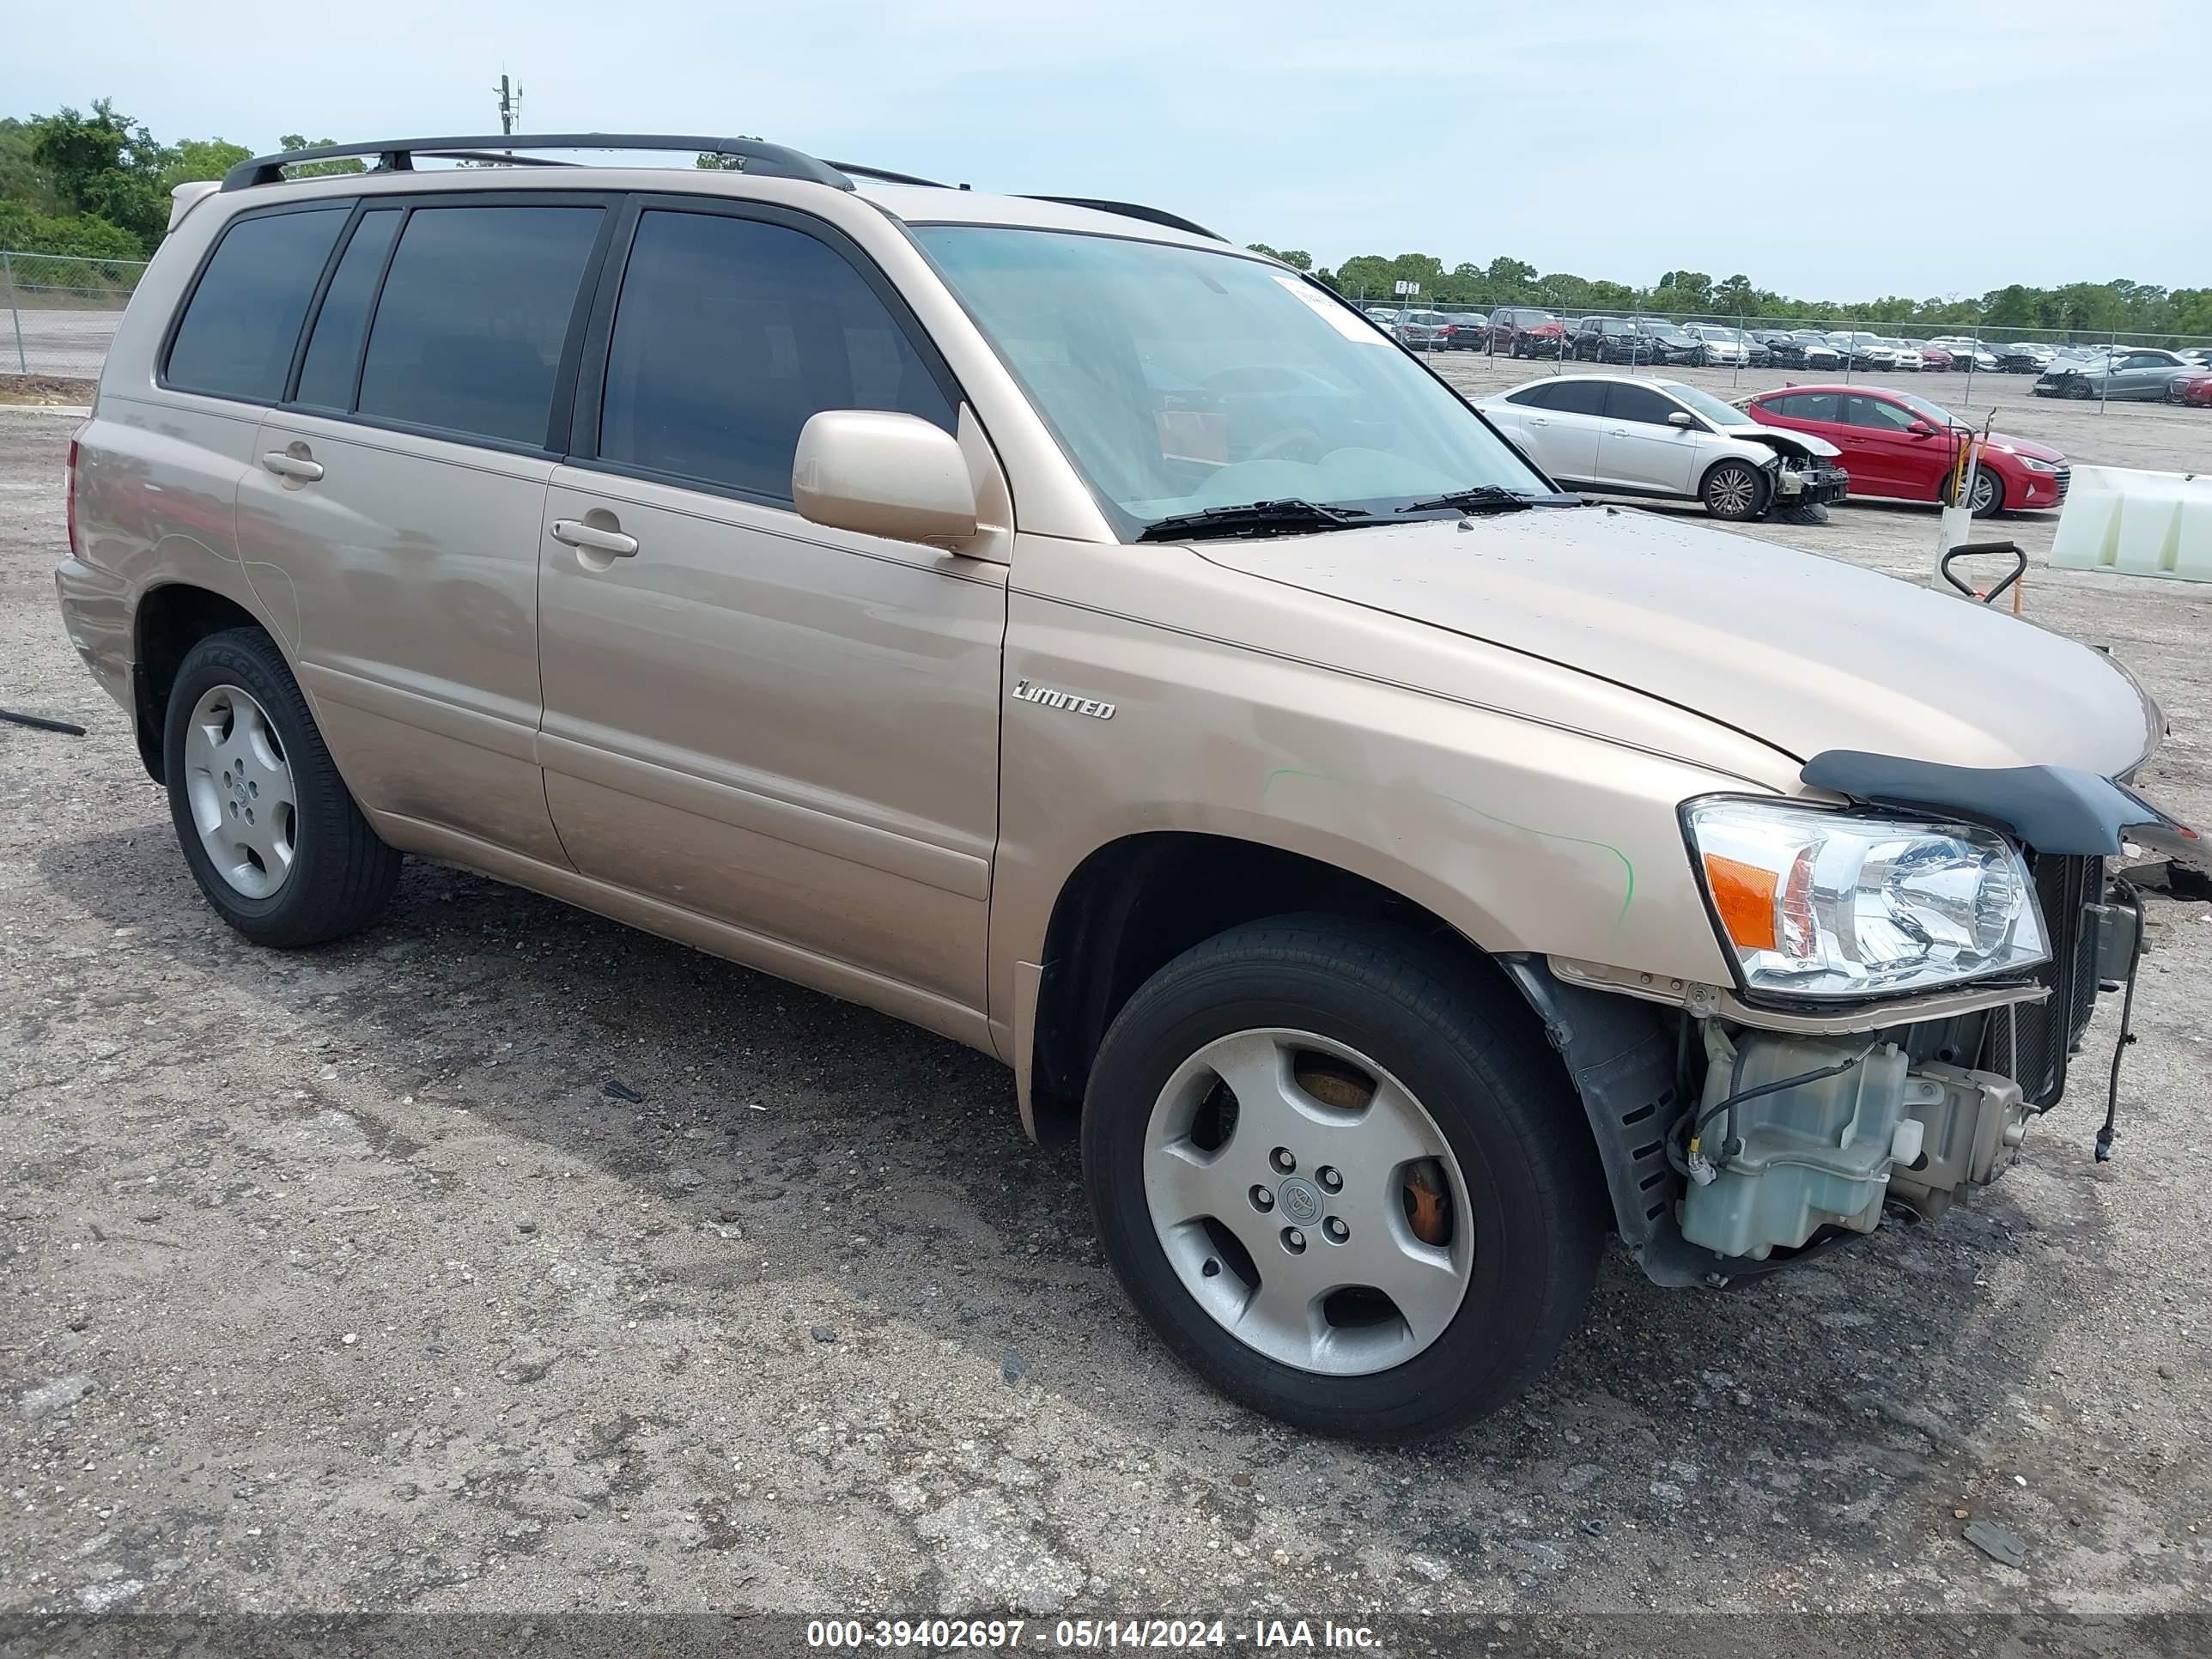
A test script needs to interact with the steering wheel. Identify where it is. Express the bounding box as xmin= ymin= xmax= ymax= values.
xmin=1245 ymin=428 xmax=1326 ymax=465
